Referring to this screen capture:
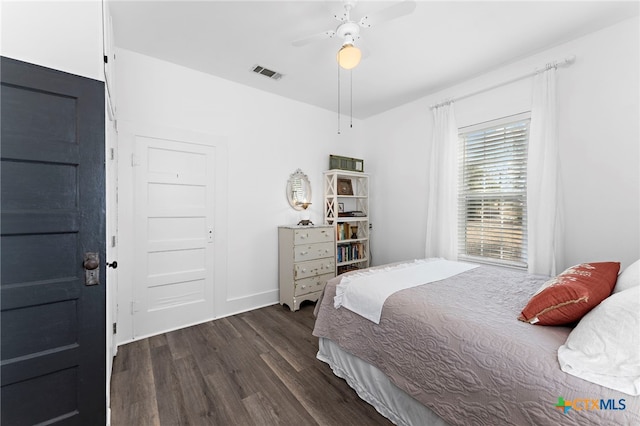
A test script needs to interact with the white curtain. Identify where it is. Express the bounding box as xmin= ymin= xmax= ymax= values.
xmin=425 ymin=102 xmax=459 ymax=260
xmin=527 ymin=67 xmax=564 ymax=276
